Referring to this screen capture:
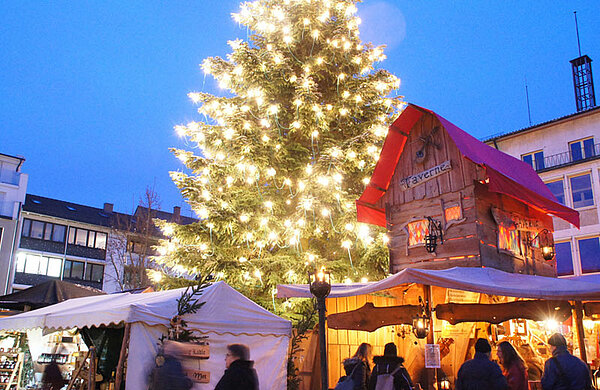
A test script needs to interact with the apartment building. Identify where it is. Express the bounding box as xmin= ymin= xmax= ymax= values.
xmin=8 ymin=194 xmax=196 ymax=293
xmin=485 ymin=106 xmax=600 ymax=277
xmin=0 ymin=153 xmax=28 ymax=295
